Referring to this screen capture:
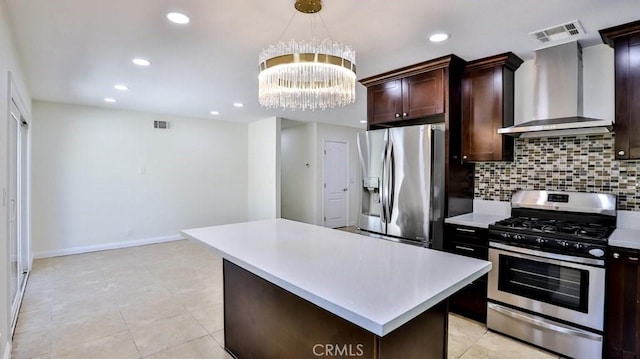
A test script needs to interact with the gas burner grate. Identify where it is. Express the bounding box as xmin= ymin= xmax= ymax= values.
xmin=492 ymin=217 xmax=613 ymax=241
